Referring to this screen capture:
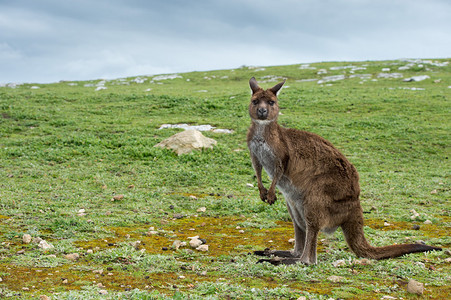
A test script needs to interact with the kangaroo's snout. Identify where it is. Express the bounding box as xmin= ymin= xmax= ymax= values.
xmin=257 ymin=107 xmax=268 ymax=119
